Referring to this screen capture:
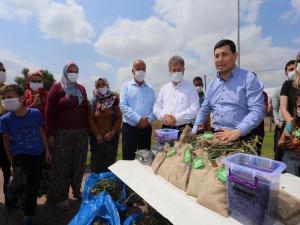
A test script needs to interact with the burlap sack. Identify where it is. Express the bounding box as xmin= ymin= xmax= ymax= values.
xmin=151 ymin=144 xmax=171 ymax=174
xmin=168 ymin=145 xmax=191 ymax=191
xmin=276 ymin=189 xmax=300 ymax=225
xmin=186 ymin=150 xmax=211 ymax=197
xmin=196 ymin=167 xmax=228 ymax=217
xmin=169 ymin=154 xmax=191 ymax=191
xmin=157 ymin=153 xmax=177 ymax=181
xmin=151 ymin=151 xmax=167 ymax=174
xmin=156 ymin=142 xmax=183 ymax=181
